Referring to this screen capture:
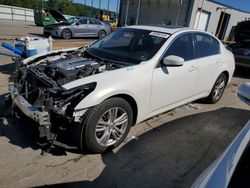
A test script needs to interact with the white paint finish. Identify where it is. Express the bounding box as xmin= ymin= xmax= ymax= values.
xmin=150 ymin=60 xmax=199 ymax=112
xmin=23 ymin=28 xmax=235 ymax=125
